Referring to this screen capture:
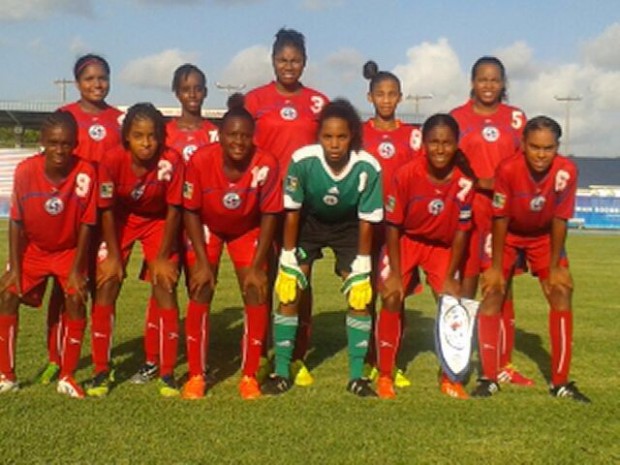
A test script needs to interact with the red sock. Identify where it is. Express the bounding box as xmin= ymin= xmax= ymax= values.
xmin=91 ymin=304 xmax=114 ymax=374
xmin=0 ymin=314 xmax=18 ymax=379
xmin=499 ymin=298 xmax=515 ymax=368
xmin=549 ymin=309 xmax=572 ymax=386
xmin=159 ymin=308 xmax=179 ymax=377
xmin=46 ymin=289 xmax=64 ymax=365
xmin=185 ymin=300 xmax=209 ymax=377
xmin=376 ymin=309 xmax=401 ymax=377
xmin=242 ymin=304 xmax=268 ymax=377
xmin=144 ymin=297 xmax=159 ymax=366
xmin=60 ymin=317 xmax=86 ymax=378
xmin=478 ymin=313 xmax=501 ymax=381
